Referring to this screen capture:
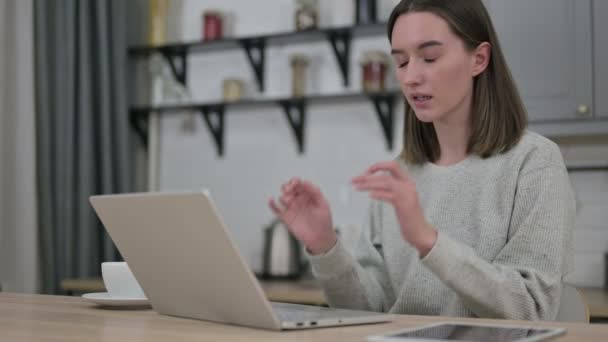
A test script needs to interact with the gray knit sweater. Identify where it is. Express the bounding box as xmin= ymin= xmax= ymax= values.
xmin=308 ymin=131 xmax=575 ymax=320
